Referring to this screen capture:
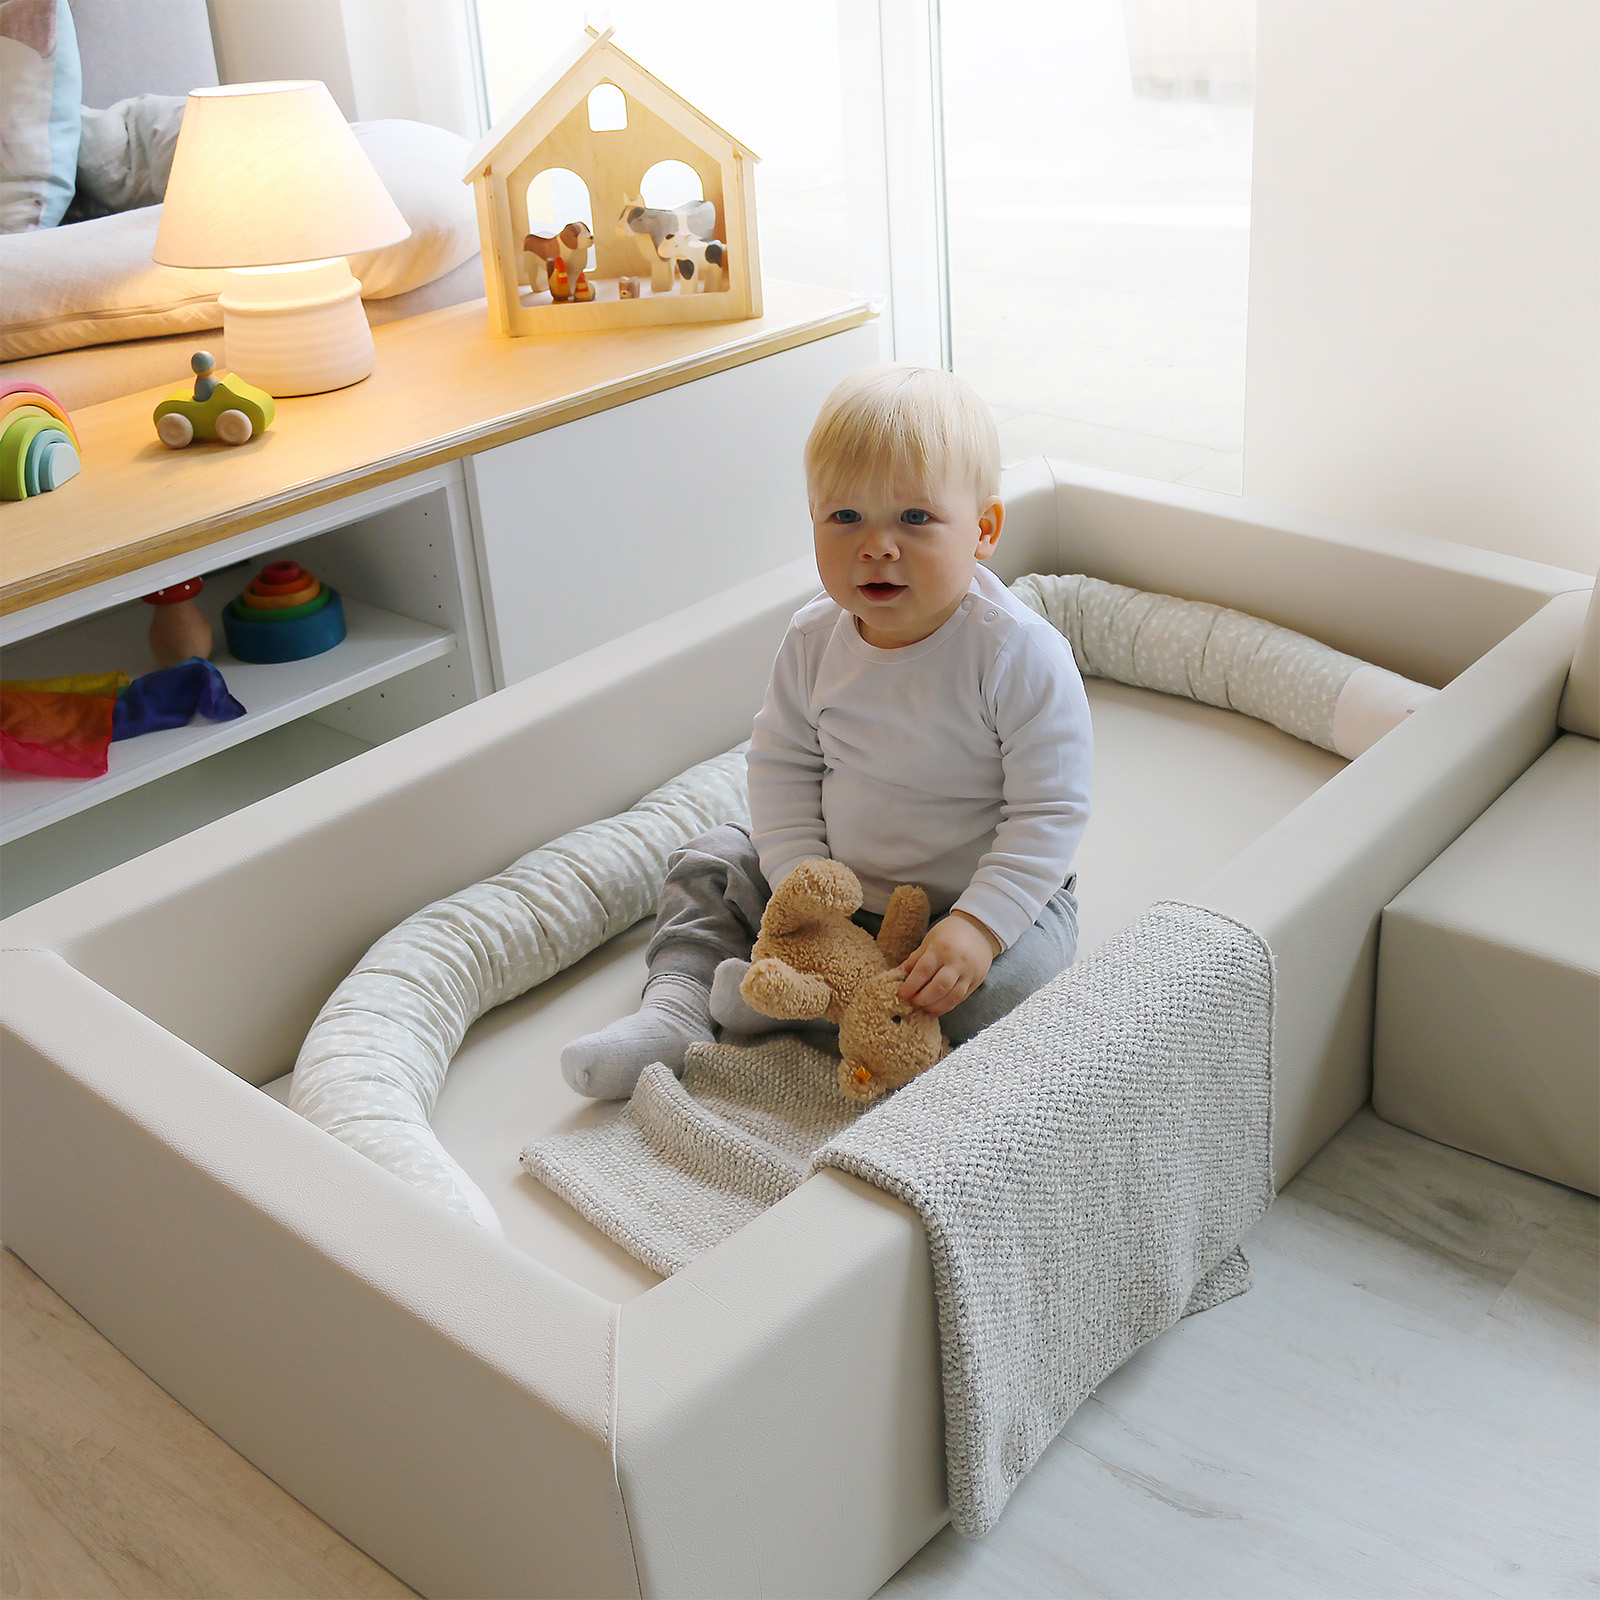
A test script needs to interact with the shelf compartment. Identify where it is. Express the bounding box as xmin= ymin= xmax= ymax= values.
xmin=0 ymin=588 xmax=452 ymax=843
xmin=0 ymin=719 xmax=372 ymax=917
